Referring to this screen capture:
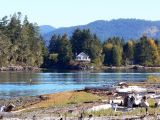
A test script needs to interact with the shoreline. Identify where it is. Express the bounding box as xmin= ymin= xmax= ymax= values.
xmin=1 ymin=89 xmax=160 ymax=120
xmin=1 ymin=65 xmax=160 ymax=71
xmin=1 ymin=80 xmax=160 ymax=119
xmin=1 ymin=76 xmax=160 ymax=119
xmin=0 ymin=66 xmax=41 ymax=71
xmin=0 ymin=90 xmax=101 ymax=119
xmin=102 ymin=65 xmax=160 ymax=70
